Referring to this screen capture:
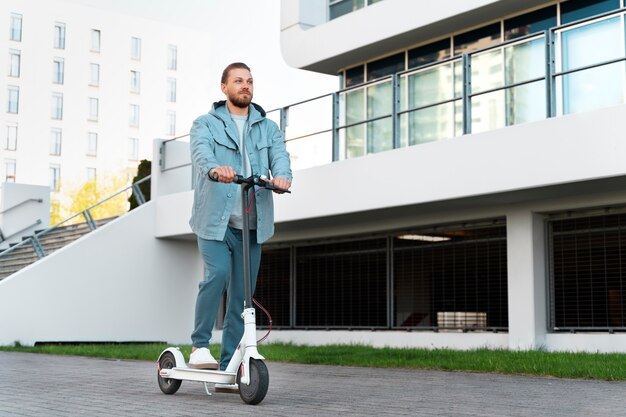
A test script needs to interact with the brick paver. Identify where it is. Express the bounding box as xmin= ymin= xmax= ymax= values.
xmin=0 ymin=351 xmax=624 ymax=416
